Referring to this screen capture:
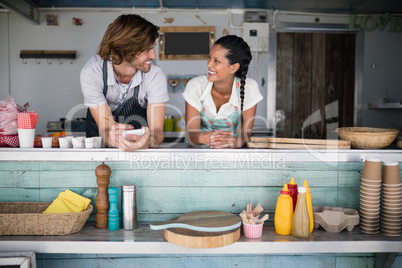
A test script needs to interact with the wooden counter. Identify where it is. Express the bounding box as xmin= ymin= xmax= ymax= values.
xmin=1 ymin=146 xmax=402 ymax=162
